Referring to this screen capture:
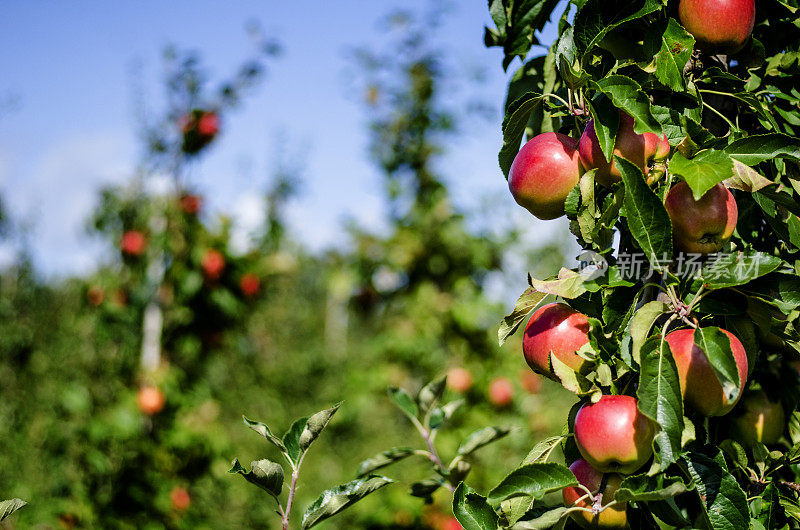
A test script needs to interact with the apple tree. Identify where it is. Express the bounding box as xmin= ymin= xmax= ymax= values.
xmin=463 ymin=0 xmax=800 ymax=528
